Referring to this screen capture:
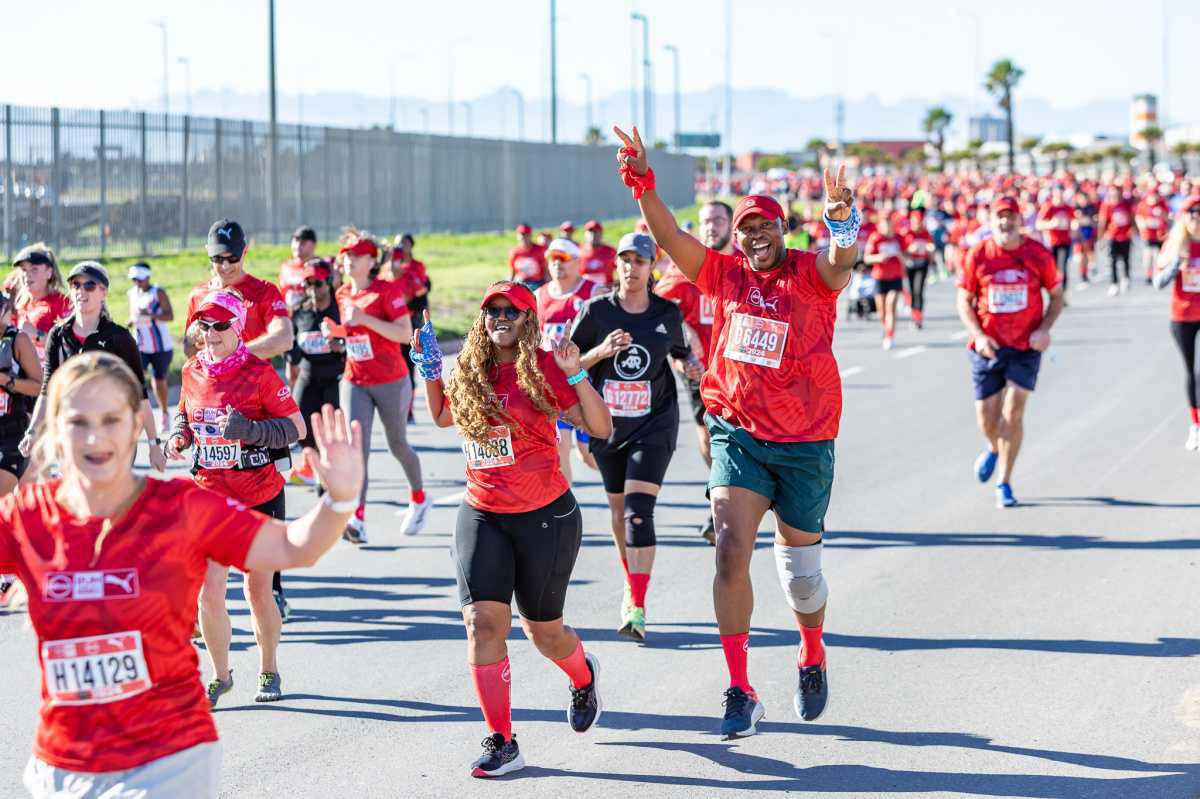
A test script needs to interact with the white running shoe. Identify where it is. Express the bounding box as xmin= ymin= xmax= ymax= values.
xmin=1106 ymin=283 xmax=1120 ymax=297
xmin=882 ymin=336 xmax=895 ymax=351
xmin=400 ymin=495 xmax=433 ymax=536
xmin=1186 ymin=425 xmax=1200 ymax=451
xmin=1119 ymin=277 xmax=1130 ymax=294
